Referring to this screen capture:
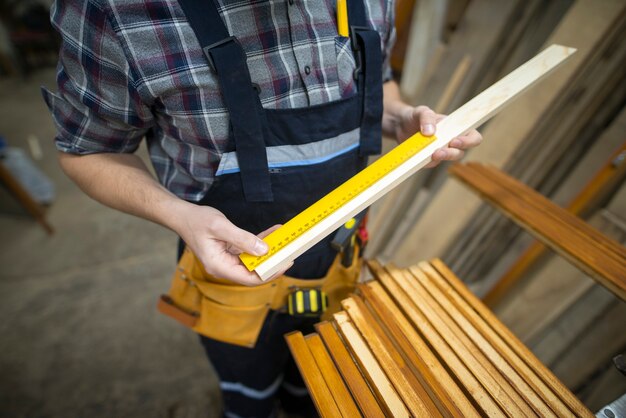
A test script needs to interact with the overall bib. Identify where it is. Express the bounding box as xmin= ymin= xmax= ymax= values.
xmin=161 ymin=0 xmax=384 ymax=415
